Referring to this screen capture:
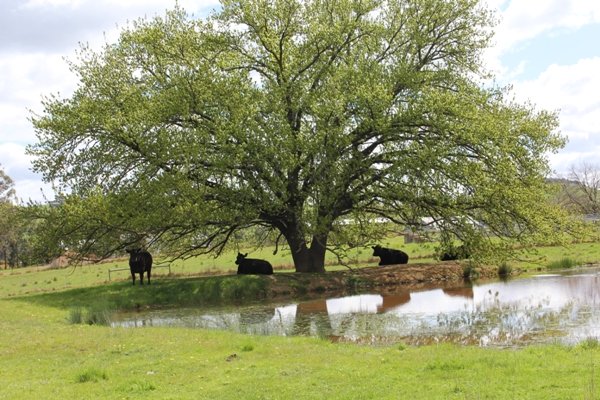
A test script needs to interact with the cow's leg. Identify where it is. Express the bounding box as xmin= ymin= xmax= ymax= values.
xmin=131 ymin=272 xmax=135 ymax=285
xmin=139 ymin=272 xmax=144 ymax=285
xmin=147 ymin=269 xmax=151 ymax=285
